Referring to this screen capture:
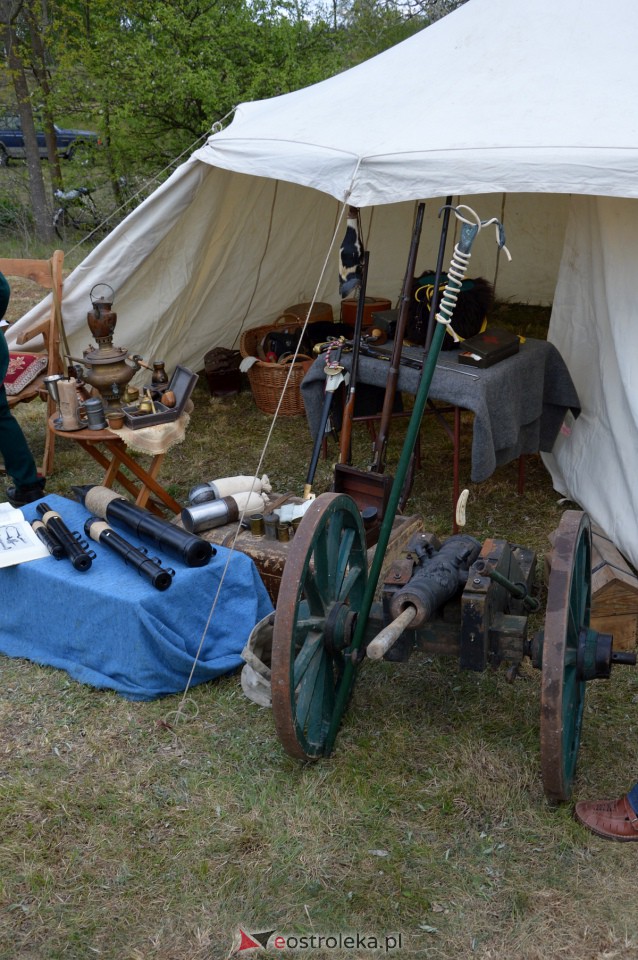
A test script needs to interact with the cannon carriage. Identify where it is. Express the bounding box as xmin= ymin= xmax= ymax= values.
xmin=269 ymin=495 xmax=635 ymax=803
xmin=265 ymin=205 xmax=636 ymax=803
